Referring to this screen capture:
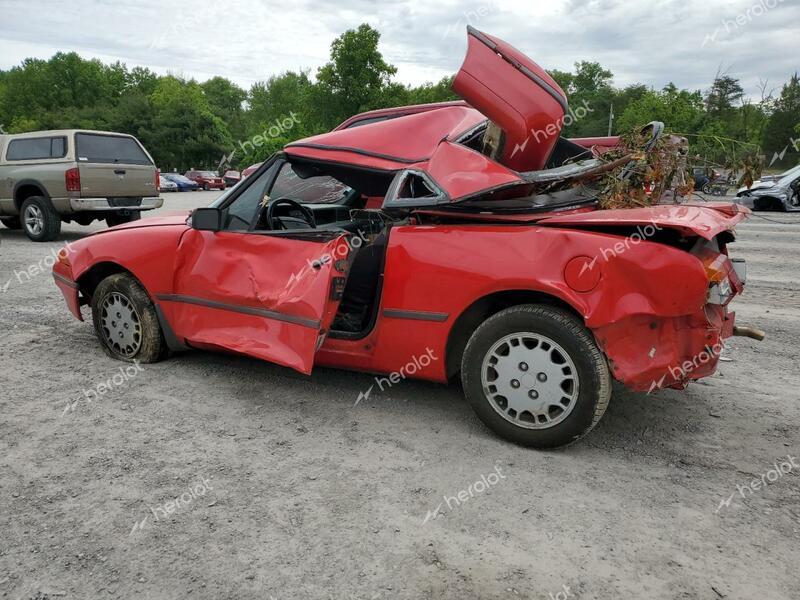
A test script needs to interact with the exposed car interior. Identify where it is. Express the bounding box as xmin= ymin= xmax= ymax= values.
xmin=216 ymin=156 xmax=395 ymax=338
